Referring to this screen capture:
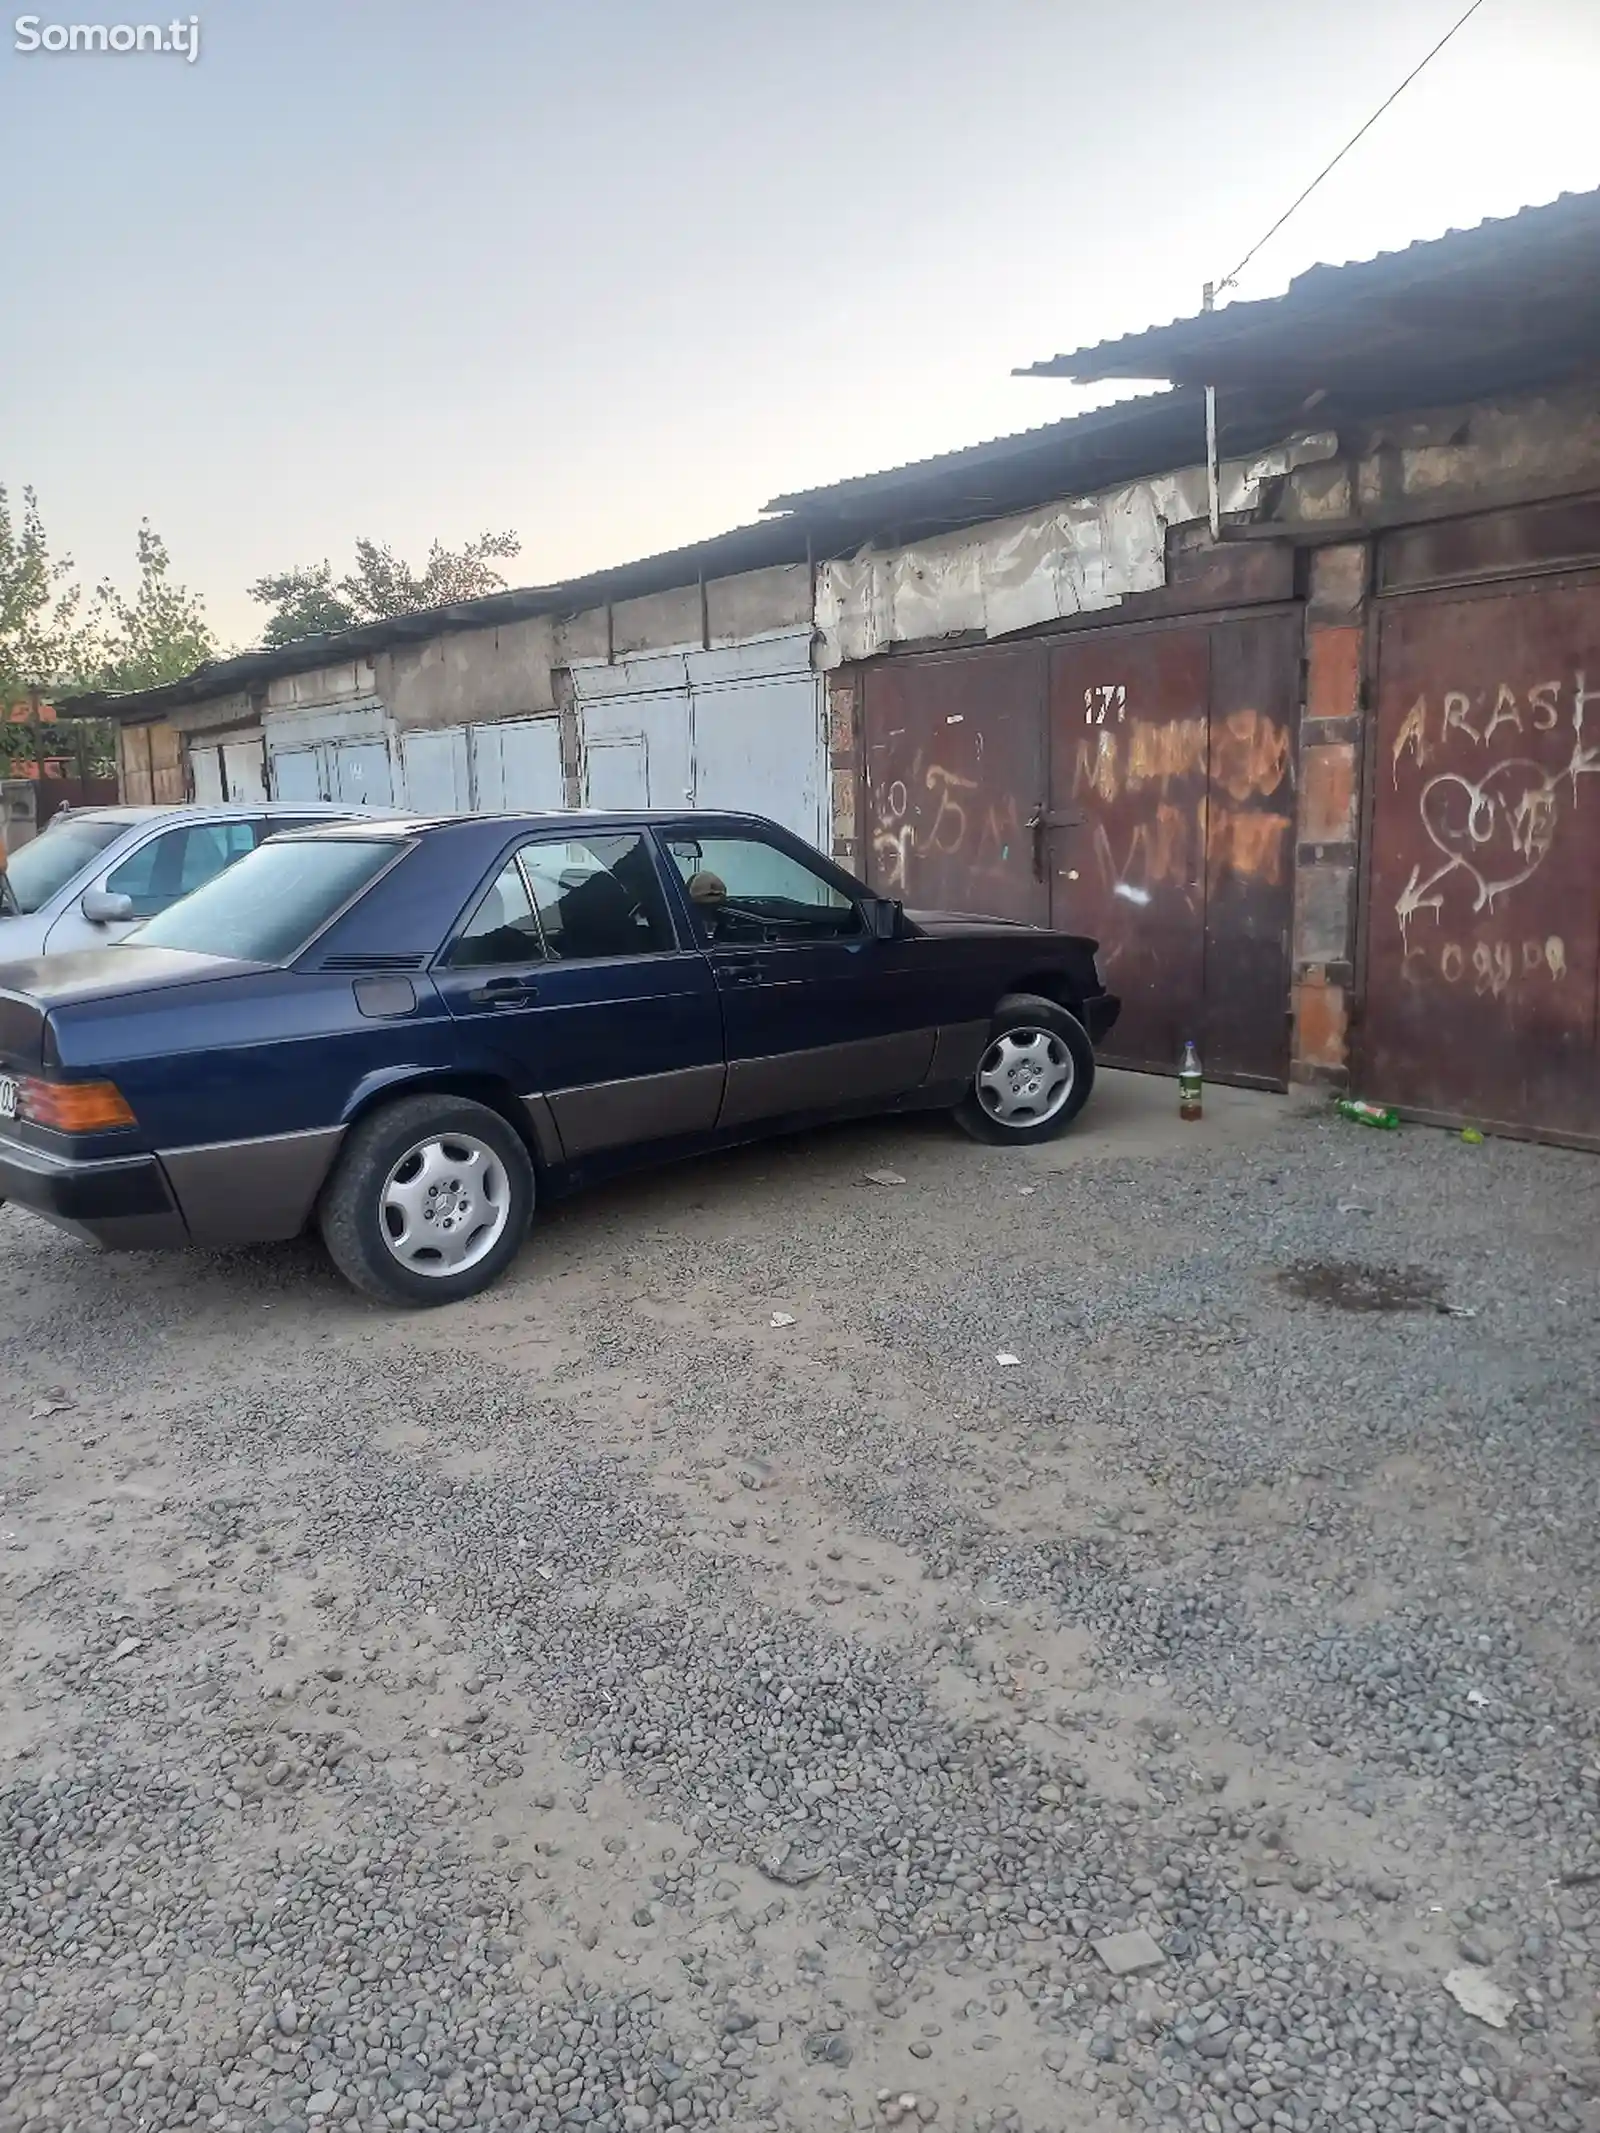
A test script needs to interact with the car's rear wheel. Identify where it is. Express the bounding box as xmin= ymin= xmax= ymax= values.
xmin=319 ymin=1093 xmax=535 ymax=1306
xmin=954 ymin=993 xmax=1095 ymax=1145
